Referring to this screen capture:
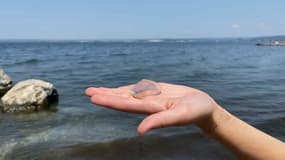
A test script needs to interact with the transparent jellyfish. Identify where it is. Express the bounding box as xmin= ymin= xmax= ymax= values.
xmin=131 ymin=79 xmax=161 ymax=99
